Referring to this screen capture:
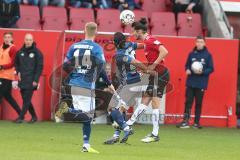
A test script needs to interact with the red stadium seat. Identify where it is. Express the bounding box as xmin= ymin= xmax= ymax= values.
xmin=17 ymin=5 xmax=41 ymax=30
xmin=42 ymin=7 xmax=68 ymax=30
xmin=177 ymin=13 xmax=203 ymax=37
xmin=142 ymin=0 xmax=167 ymax=17
xmin=124 ymin=10 xmax=148 ymax=33
xmin=150 ymin=12 xmax=177 ymax=36
xmin=97 ymin=9 xmax=123 ymax=32
xmin=70 ymin=8 xmax=94 ymax=30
